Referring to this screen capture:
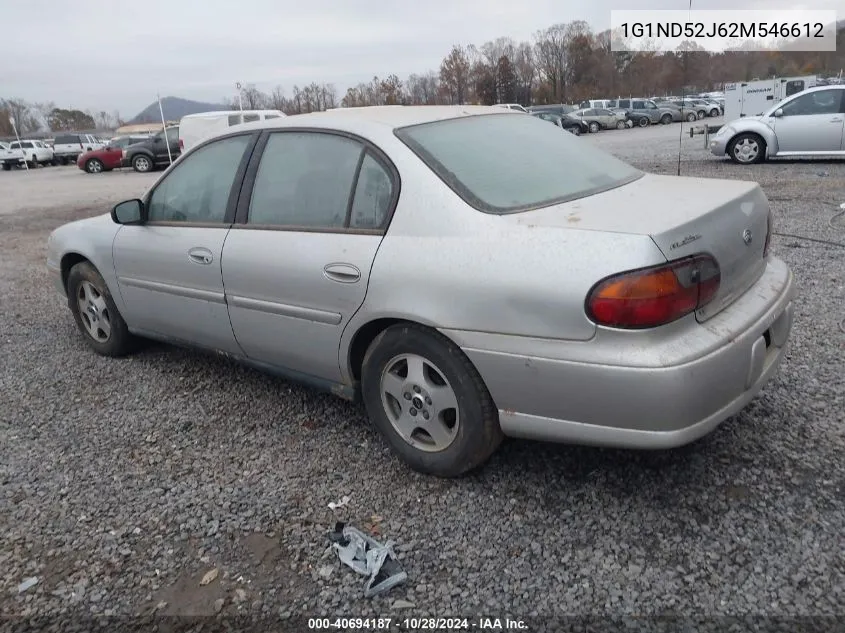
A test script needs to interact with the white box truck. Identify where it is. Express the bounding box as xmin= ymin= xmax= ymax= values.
xmin=178 ymin=110 xmax=286 ymax=152
xmin=723 ymin=76 xmax=818 ymax=121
